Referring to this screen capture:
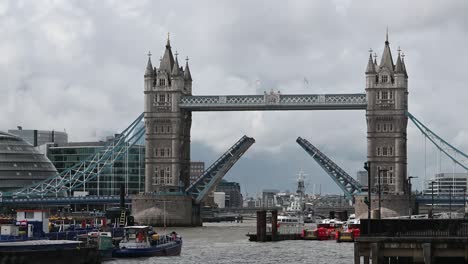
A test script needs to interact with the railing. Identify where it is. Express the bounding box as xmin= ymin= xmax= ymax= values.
xmin=360 ymin=219 xmax=468 ymax=237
